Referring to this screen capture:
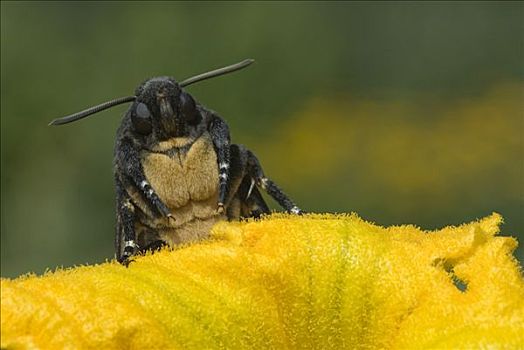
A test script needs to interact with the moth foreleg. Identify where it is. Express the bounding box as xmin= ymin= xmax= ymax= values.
xmin=209 ymin=115 xmax=231 ymax=212
xmin=115 ymin=179 xmax=139 ymax=265
xmin=116 ymin=138 xmax=173 ymax=220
